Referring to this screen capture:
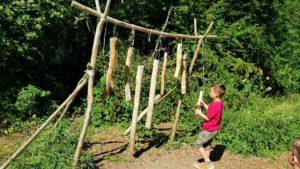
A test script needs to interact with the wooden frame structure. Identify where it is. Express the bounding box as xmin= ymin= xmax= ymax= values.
xmin=0 ymin=1 xmax=216 ymax=168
